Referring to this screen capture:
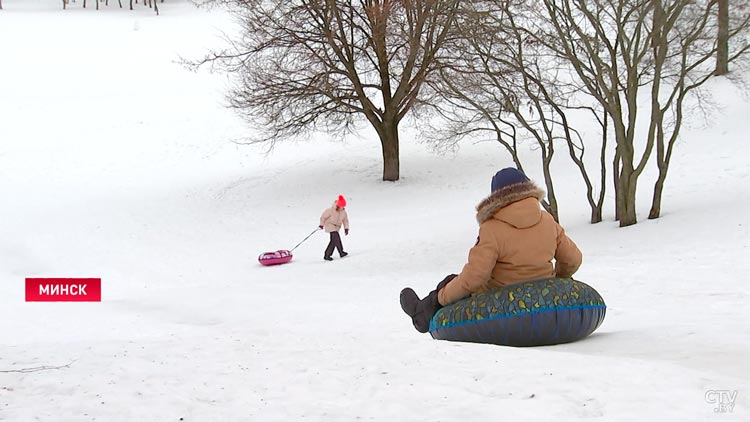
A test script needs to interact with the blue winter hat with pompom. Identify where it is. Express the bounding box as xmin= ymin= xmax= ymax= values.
xmin=491 ymin=168 xmax=529 ymax=193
